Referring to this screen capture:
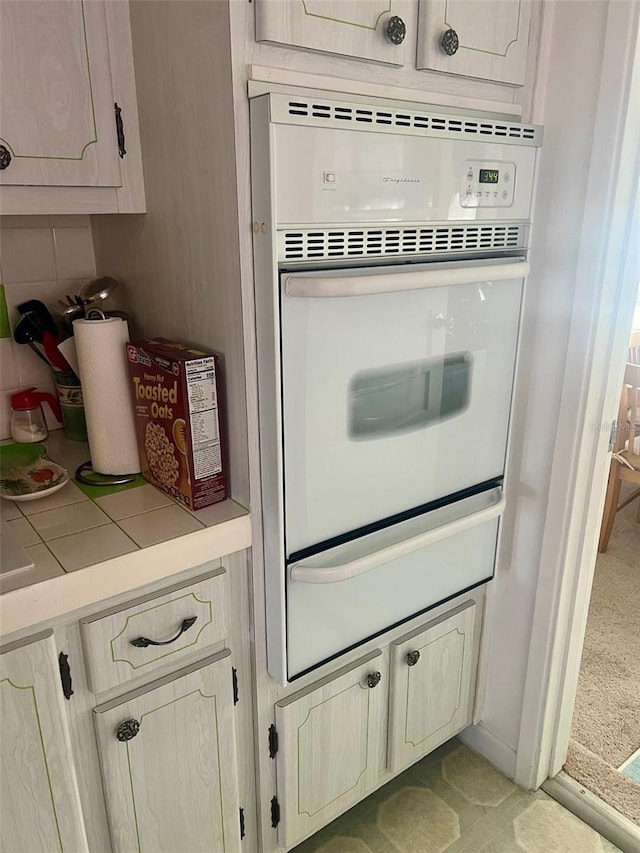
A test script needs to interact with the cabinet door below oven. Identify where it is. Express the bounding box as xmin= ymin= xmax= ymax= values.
xmin=275 ymin=650 xmax=386 ymax=849
xmin=388 ymin=601 xmax=477 ymax=774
